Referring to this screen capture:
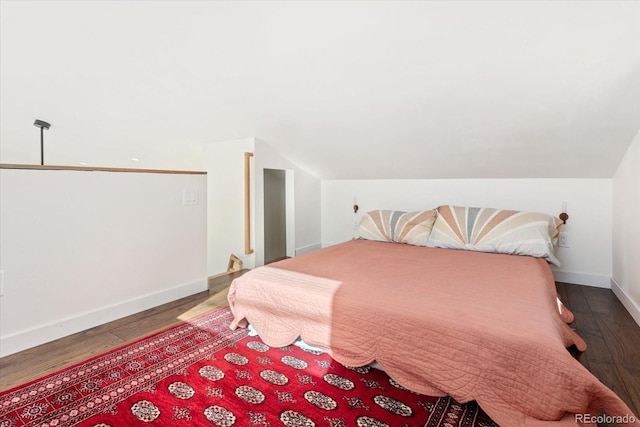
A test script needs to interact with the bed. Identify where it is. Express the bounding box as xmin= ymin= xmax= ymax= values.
xmin=228 ymin=207 xmax=639 ymax=426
